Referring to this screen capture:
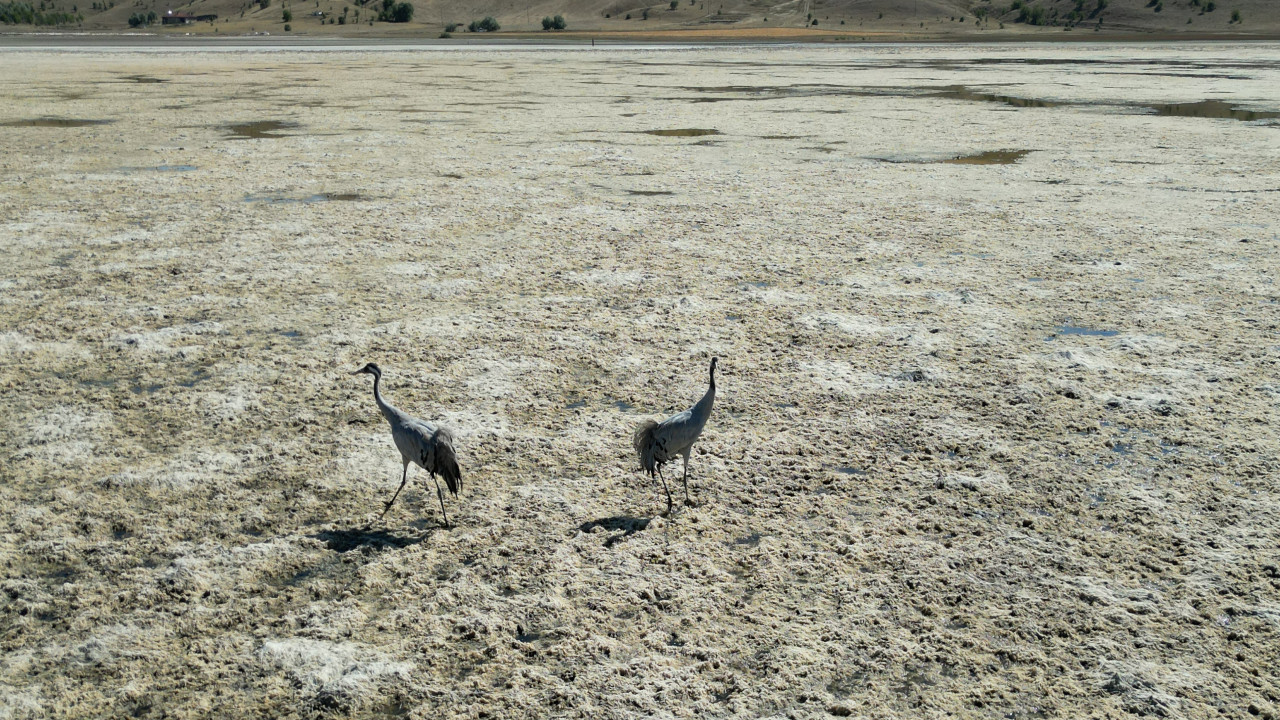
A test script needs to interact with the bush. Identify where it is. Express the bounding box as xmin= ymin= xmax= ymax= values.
xmin=541 ymin=14 xmax=551 ymax=28
xmin=1205 ymin=0 xmax=1215 ymax=10
xmin=337 ymin=14 xmax=344 ymax=22
xmin=444 ymin=22 xmax=455 ymax=30
xmin=669 ymin=0 xmax=676 ymax=8
xmin=552 ymin=13 xmax=564 ymax=28
xmin=281 ymin=8 xmax=290 ymax=21
xmin=1230 ymin=8 xmax=1240 ymax=22
xmin=260 ymin=0 xmax=269 ymax=7
xmin=283 ymin=22 xmax=290 ymax=29
xmin=390 ymin=2 xmax=411 ymax=21
xmin=469 ymin=15 xmax=496 ymax=30
xmin=439 ymin=30 xmax=449 ymax=36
